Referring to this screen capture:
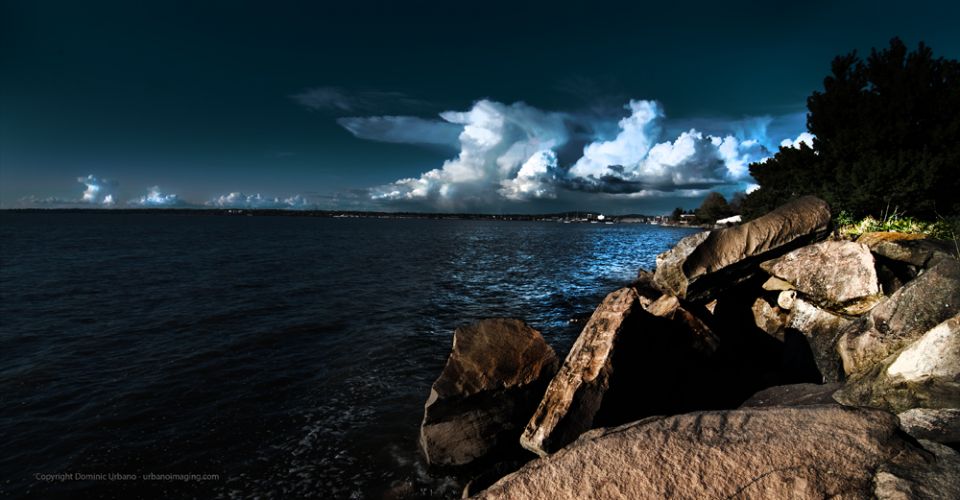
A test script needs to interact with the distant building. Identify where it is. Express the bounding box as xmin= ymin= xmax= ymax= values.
xmin=716 ymin=215 xmax=742 ymax=225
